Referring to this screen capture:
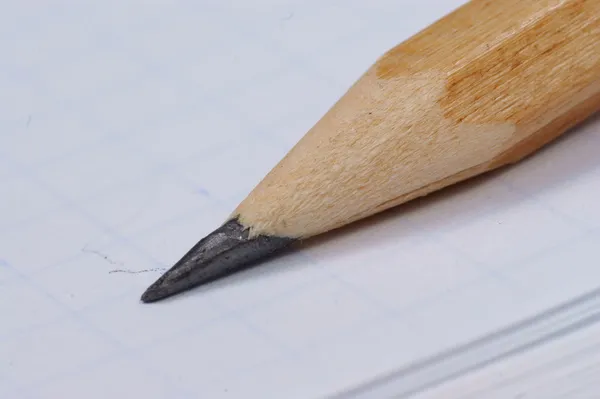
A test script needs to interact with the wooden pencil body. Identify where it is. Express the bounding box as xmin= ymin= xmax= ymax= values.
xmin=233 ymin=0 xmax=600 ymax=239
